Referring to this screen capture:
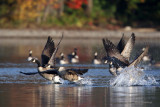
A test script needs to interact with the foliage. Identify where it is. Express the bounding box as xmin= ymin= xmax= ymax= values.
xmin=0 ymin=0 xmax=160 ymax=28
xmin=66 ymin=0 xmax=88 ymax=9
